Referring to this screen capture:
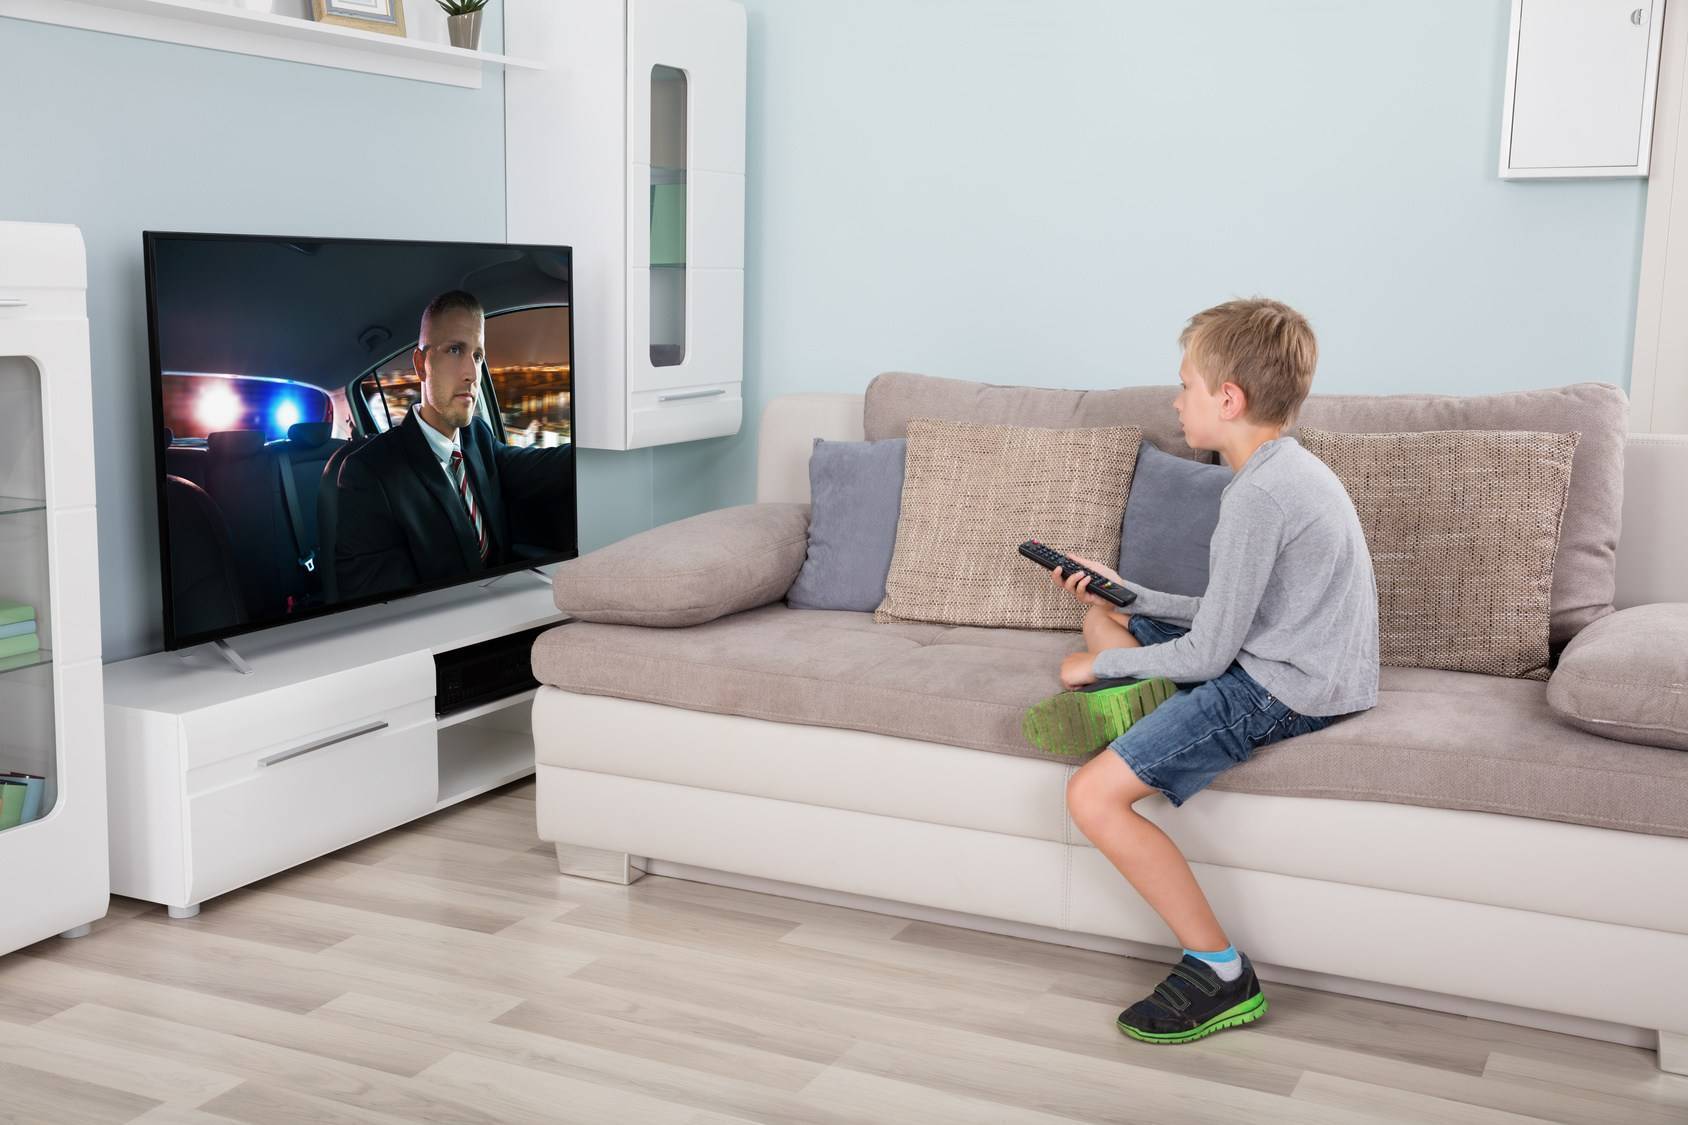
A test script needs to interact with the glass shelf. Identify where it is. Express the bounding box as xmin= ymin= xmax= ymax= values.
xmin=0 ymin=649 xmax=50 ymax=678
xmin=0 ymin=497 xmax=45 ymax=517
